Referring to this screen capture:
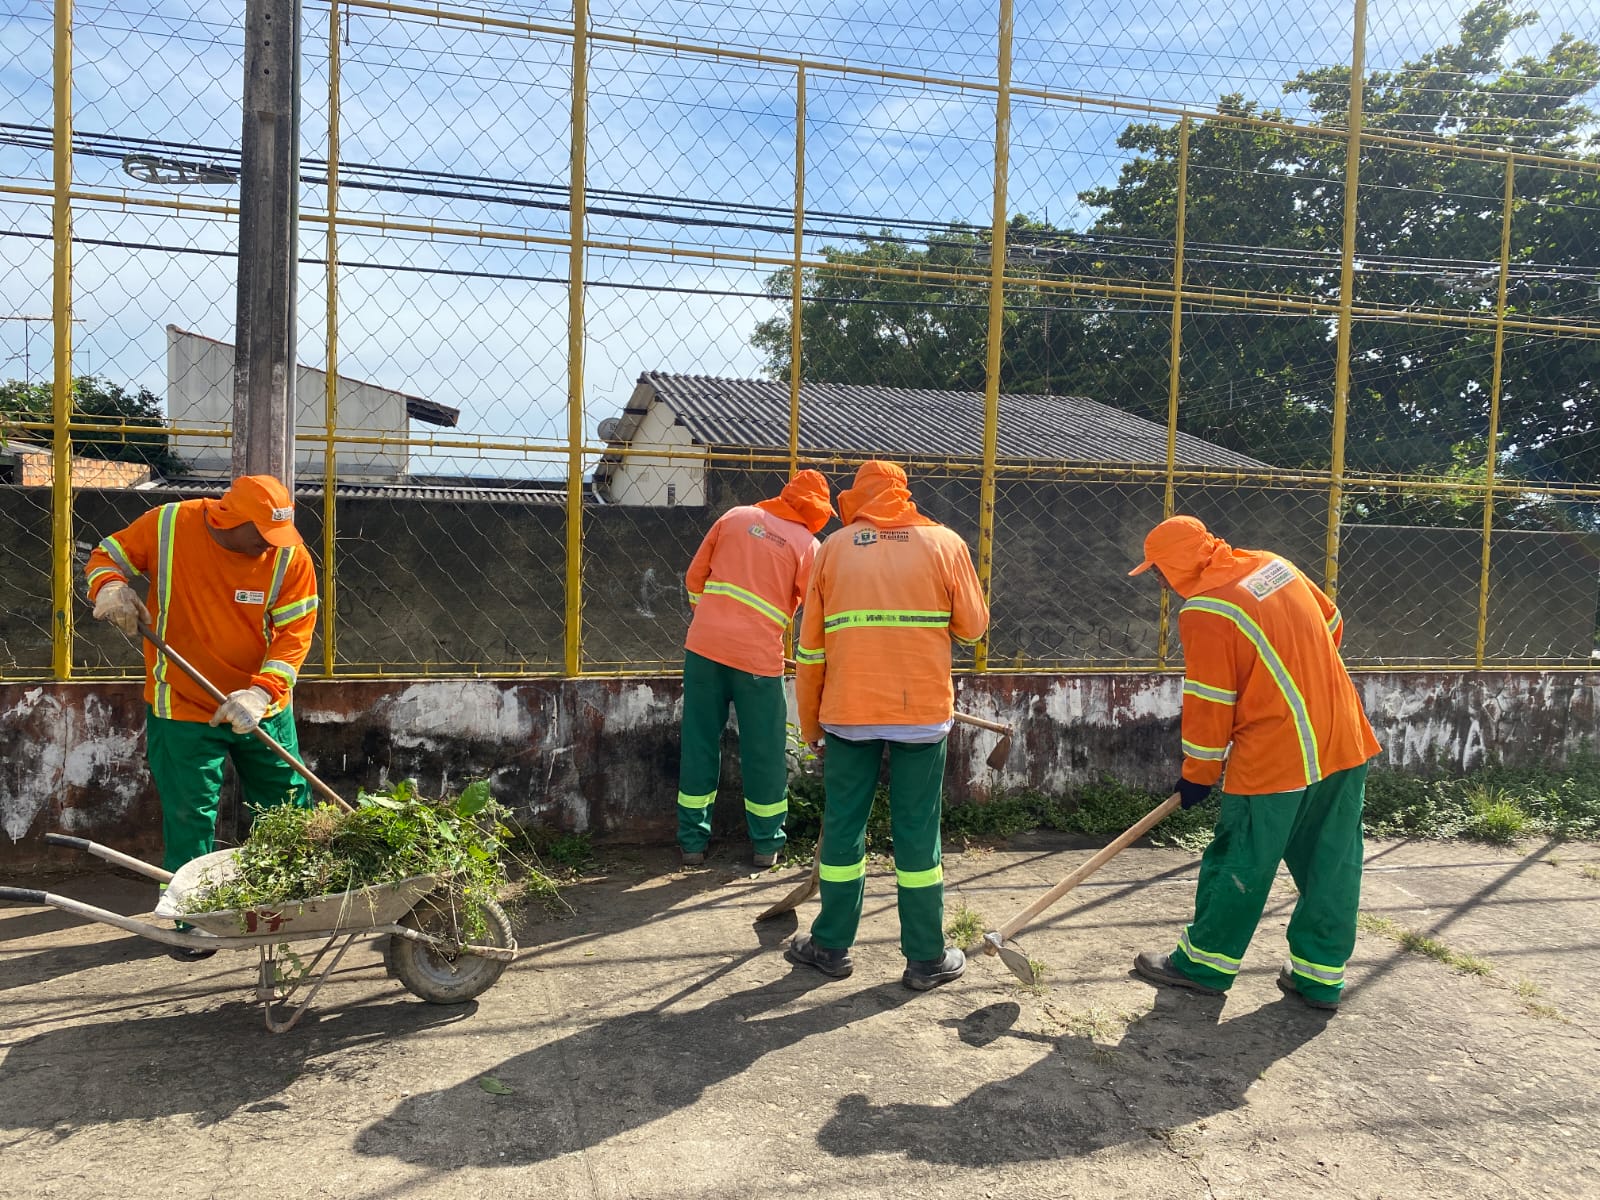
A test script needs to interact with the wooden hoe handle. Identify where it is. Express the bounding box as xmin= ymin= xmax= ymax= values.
xmin=780 ymin=658 xmax=1012 ymax=736
xmin=995 ymin=792 xmax=1182 ymax=943
xmin=138 ymin=623 xmax=353 ymax=812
